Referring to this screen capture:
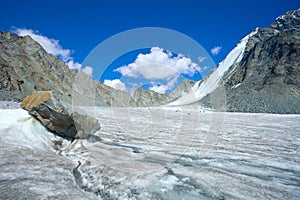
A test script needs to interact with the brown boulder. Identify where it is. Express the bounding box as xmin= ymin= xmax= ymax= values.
xmin=21 ymin=91 xmax=100 ymax=139
xmin=21 ymin=91 xmax=52 ymax=110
